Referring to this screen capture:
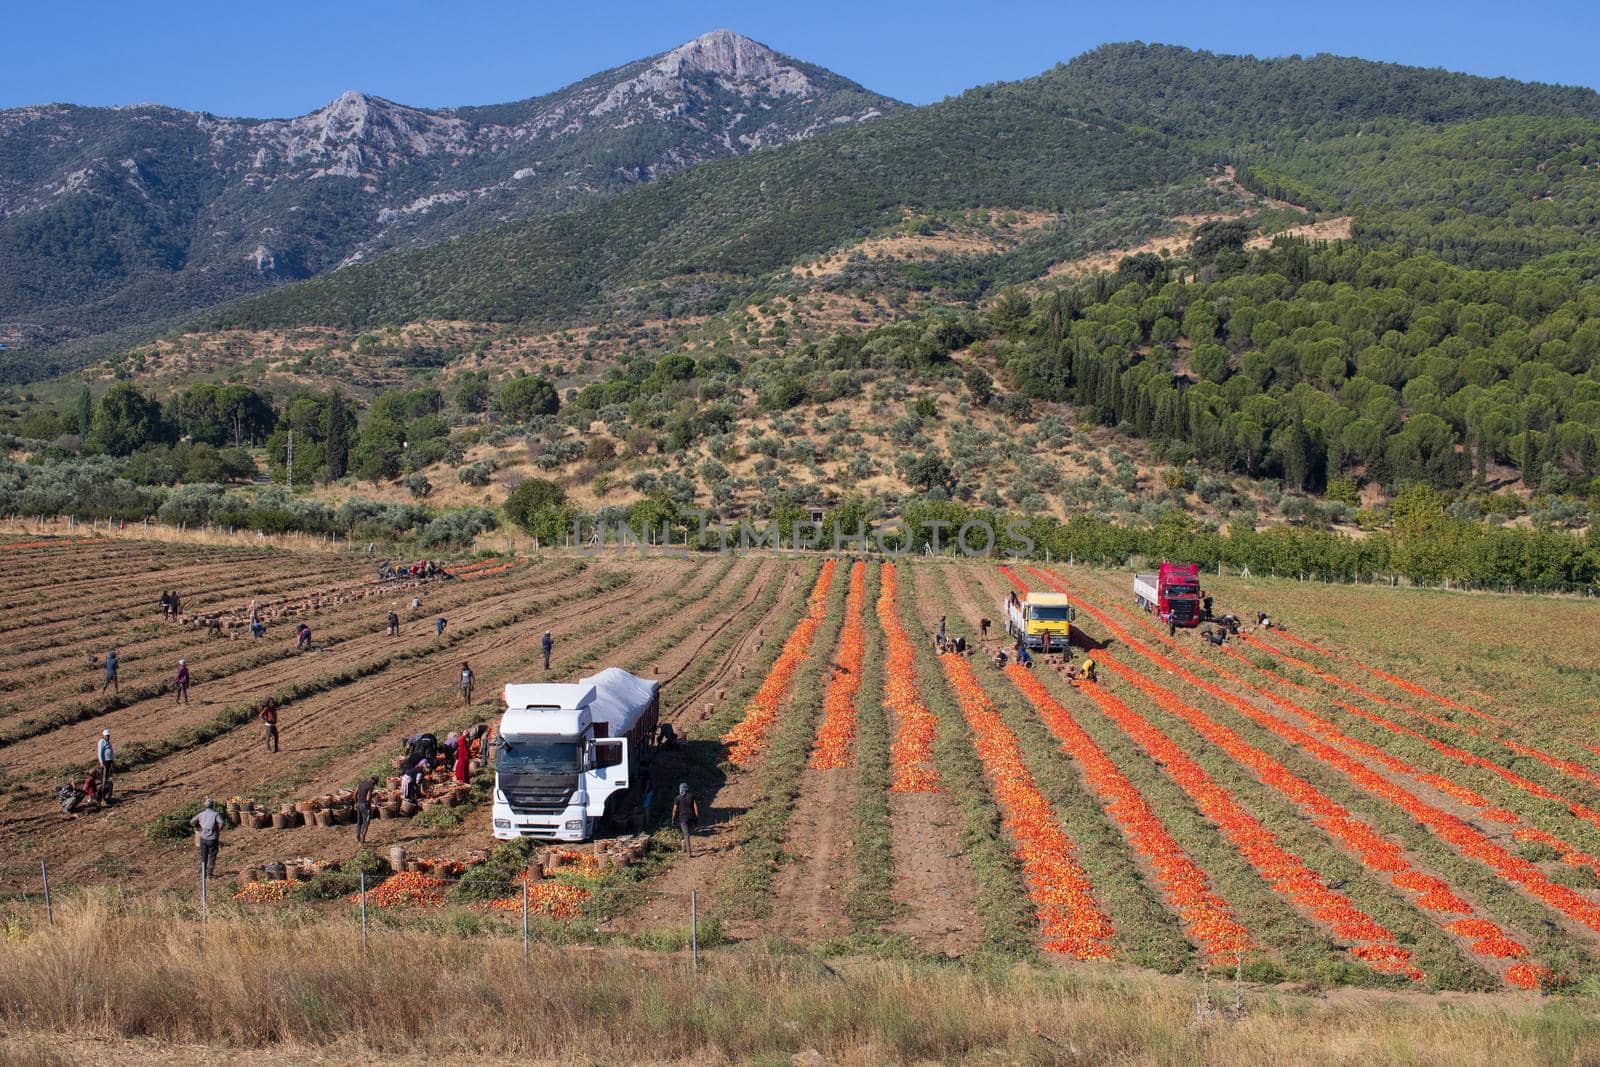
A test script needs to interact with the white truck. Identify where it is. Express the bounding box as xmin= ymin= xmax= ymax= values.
xmin=490 ymin=667 xmax=659 ymax=842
